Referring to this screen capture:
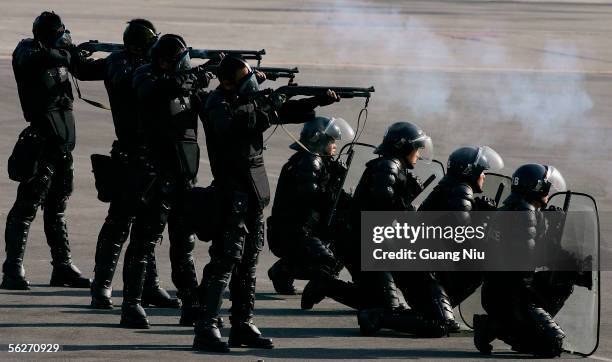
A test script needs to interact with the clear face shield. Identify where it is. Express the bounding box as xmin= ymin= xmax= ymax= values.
xmin=237 ymin=67 xmax=260 ymax=96
xmin=474 ymin=146 xmax=504 ymax=172
xmin=174 ymin=50 xmax=192 ymax=72
xmin=413 ymin=135 xmax=433 ymax=164
xmin=544 ymin=166 xmax=567 ymax=195
xmin=322 ymin=117 xmax=355 ymax=156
